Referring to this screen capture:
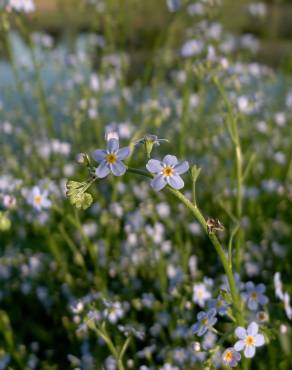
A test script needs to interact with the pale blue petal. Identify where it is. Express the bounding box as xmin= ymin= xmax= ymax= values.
xmin=146 ymin=159 xmax=163 ymax=173
xmin=197 ymin=311 xmax=206 ymax=320
xmin=107 ymin=138 xmax=119 ymax=152
xmin=110 ymin=160 xmax=126 ymax=176
xmin=192 ymin=322 xmax=200 ymax=333
xmin=235 ymin=327 xmax=246 ymax=339
xmin=254 ymin=334 xmax=265 ymax=347
xmin=208 ymin=317 xmax=217 ymax=326
xmin=234 ymin=351 xmax=241 ymax=361
xmin=244 ymin=345 xmax=255 ymax=358
xmin=42 ymin=198 xmax=51 ymax=208
xmin=167 ymin=0 xmax=181 ymax=12
xmin=257 ymin=284 xmax=266 ymax=293
xmin=198 ymin=325 xmax=207 ymax=337
xmin=163 ymin=154 xmax=178 ymax=166
xmin=234 ymin=340 xmax=245 ymax=351
xmin=174 ymin=160 xmax=189 ymax=174
xmin=259 ymin=295 xmax=268 ymax=305
xmin=248 ymin=299 xmax=258 ymax=311
xmin=96 ymin=160 xmax=110 ymax=178
xmin=245 ymin=281 xmax=254 ymax=292
xmin=167 ymin=174 xmax=184 ymax=189
xmin=247 ymin=322 xmax=258 ymax=336
xmin=151 ymin=174 xmax=167 ymax=191
xmin=117 ymin=147 xmax=130 ymax=160
xmin=207 ymin=308 xmax=217 ymax=319
xmin=92 ymin=149 xmax=107 ymax=162
xmin=32 ymin=186 xmax=41 ymax=196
